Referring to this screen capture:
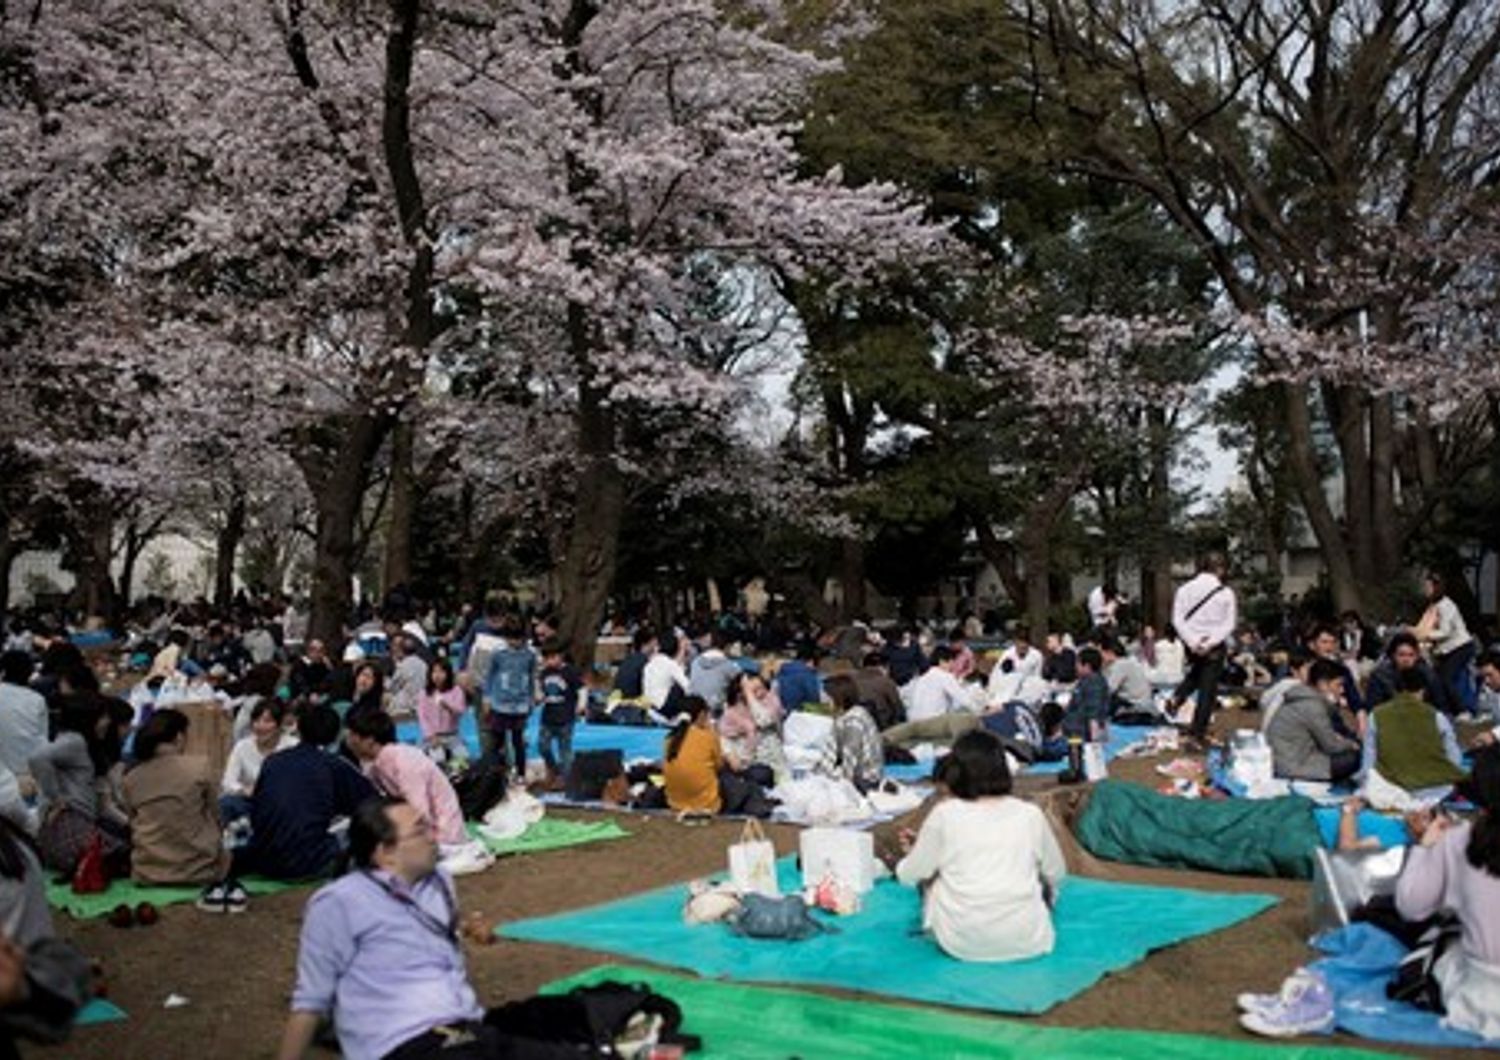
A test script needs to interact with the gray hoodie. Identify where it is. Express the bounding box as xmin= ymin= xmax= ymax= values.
xmin=1264 ymin=684 xmax=1359 ymax=781
xmin=689 ymin=650 xmax=739 ymax=709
